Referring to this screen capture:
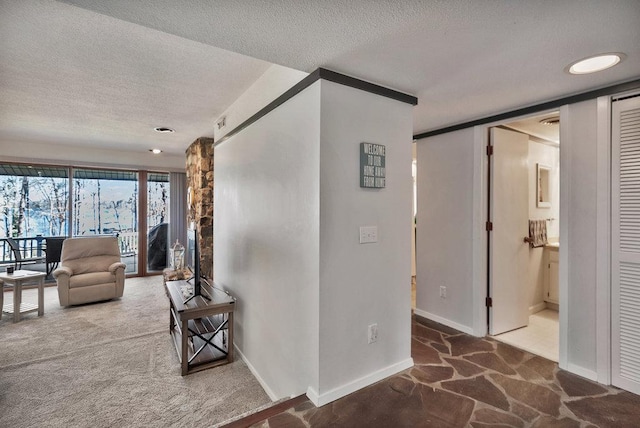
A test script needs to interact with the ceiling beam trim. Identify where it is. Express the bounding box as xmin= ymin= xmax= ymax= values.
xmin=413 ymin=78 xmax=640 ymax=141
xmin=216 ymin=68 xmax=418 ymax=145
